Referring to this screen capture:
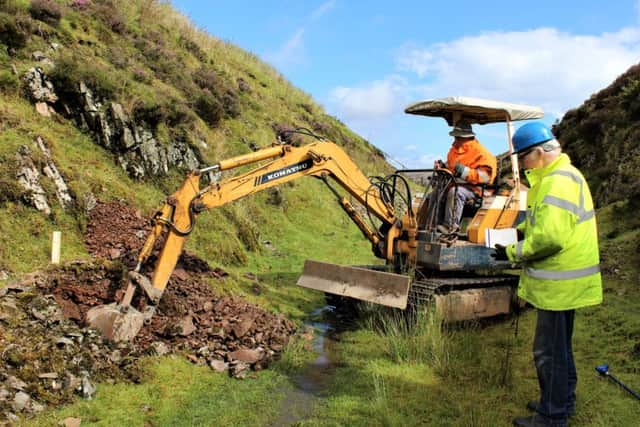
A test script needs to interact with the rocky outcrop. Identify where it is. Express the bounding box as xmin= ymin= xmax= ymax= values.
xmin=15 ymin=137 xmax=74 ymax=215
xmin=15 ymin=145 xmax=51 ymax=215
xmin=23 ymin=67 xmax=58 ymax=104
xmin=22 ymin=68 xmax=203 ymax=180
xmin=35 ymin=136 xmax=73 ymax=209
xmin=22 ymin=67 xmax=57 ymax=117
xmin=74 ymin=82 xmax=202 ymax=179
